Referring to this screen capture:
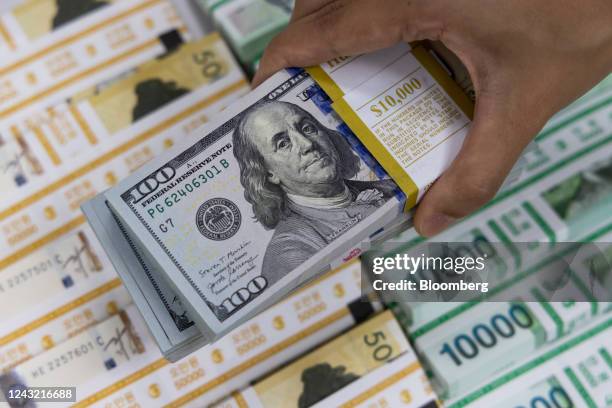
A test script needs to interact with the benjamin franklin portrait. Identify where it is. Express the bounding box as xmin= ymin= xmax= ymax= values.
xmin=233 ymin=101 xmax=396 ymax=285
